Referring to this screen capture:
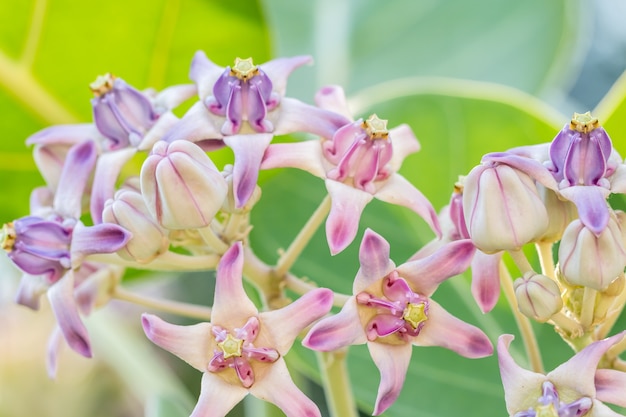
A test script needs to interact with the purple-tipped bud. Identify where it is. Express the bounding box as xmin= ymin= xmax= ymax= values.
xmin=463 ymin=161 xmax=548 ymax=253
xmin=91 ymin=74 xmax=159 ymax=150
xmin=447 ymin=181 xmax=470 ymax=240
xmin=140 ymin=140 xmax=228 ymax=229
xmin=514 ymin=272 xmax=563 ymax=322
xmin=2 ymin=216 xmax=72 ymax=283
xmin=322 ymin=114 xmax=393 ymax=194
xmin=205 ymin=57 xmax=279 ymax=135
xmin=102 ymin=189 xmax=169 ymax=263
xmin=558 ymin=214 xmax=626 ymax=291
xmin=548 ymin=112 xmax=615 ymax=188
